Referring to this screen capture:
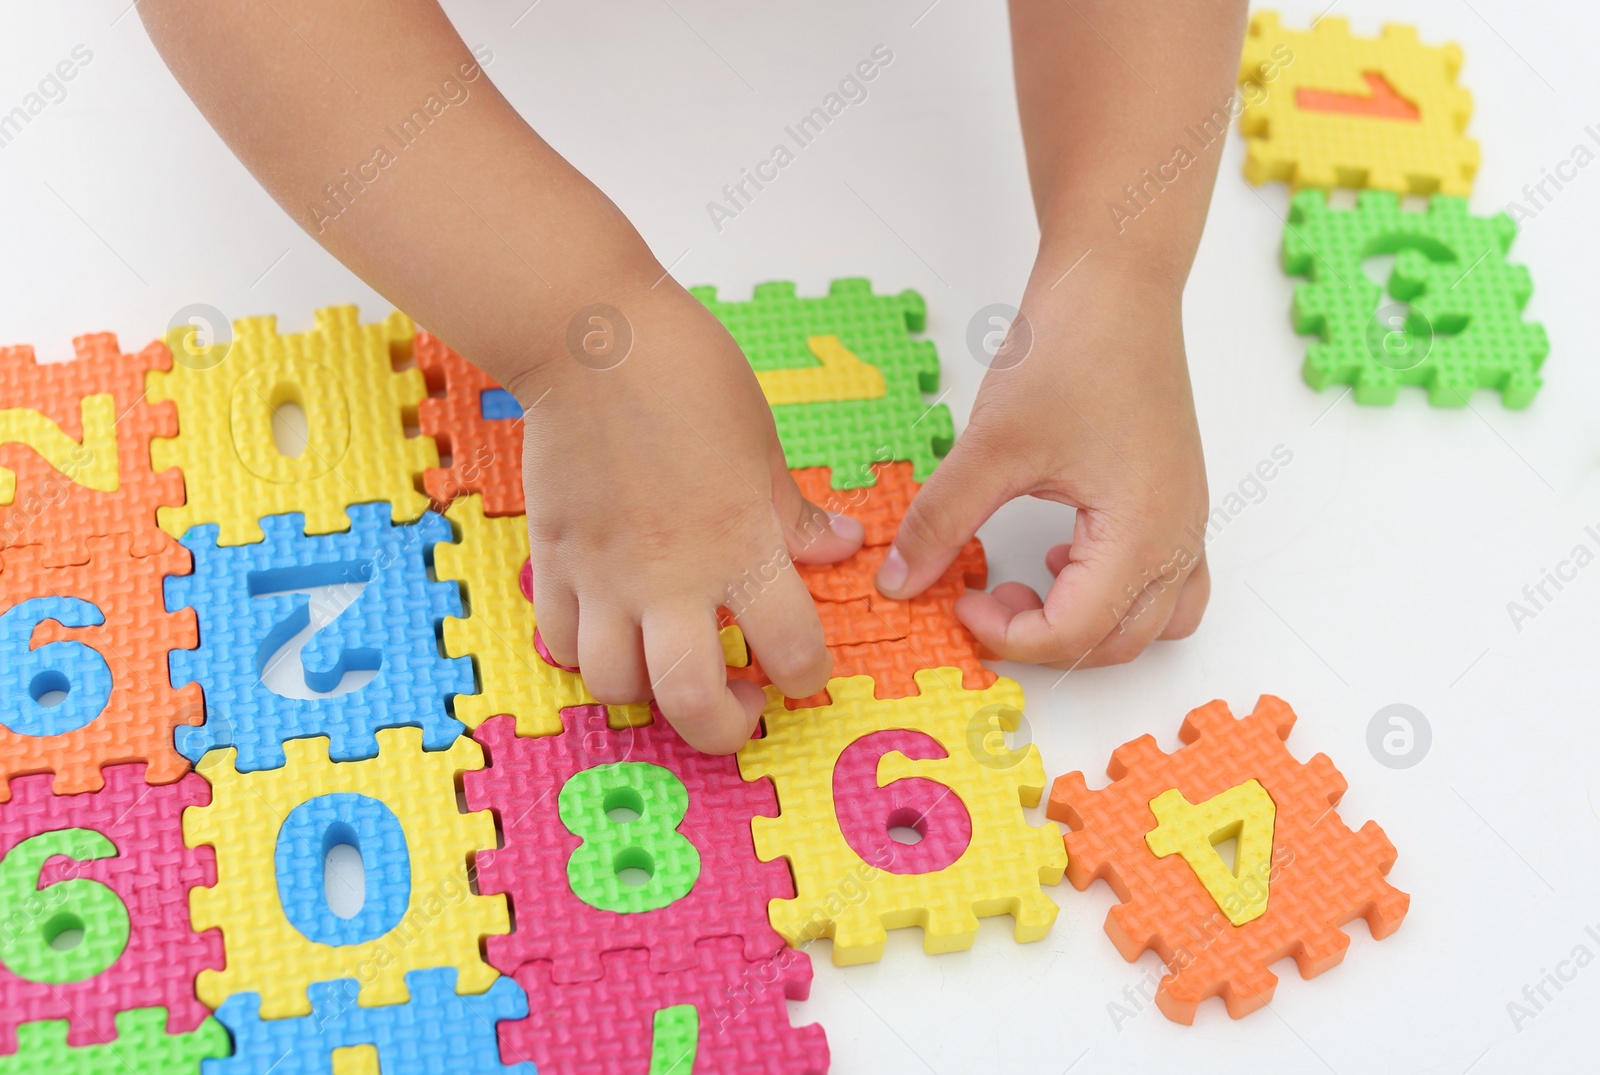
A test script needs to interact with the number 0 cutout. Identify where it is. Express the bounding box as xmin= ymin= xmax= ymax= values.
xmin=1145 ymin=778 xmax=1276 ymax=926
